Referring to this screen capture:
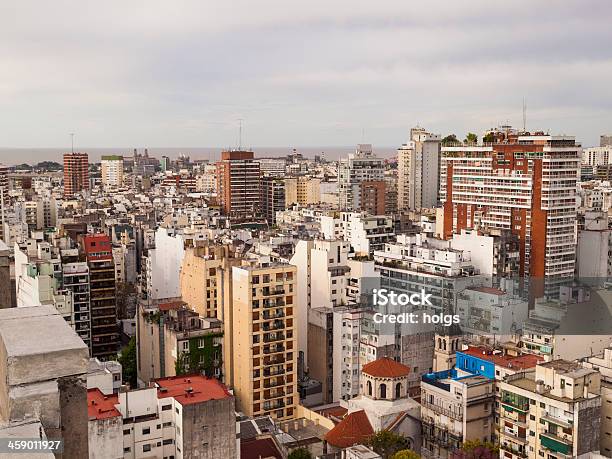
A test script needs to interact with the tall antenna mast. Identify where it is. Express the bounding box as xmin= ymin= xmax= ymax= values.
xmin=238 ymin=119 xmax=244 ymax=150
xmin=522 ymin=98 xmax=527 ymax=132
xmin=70 ymin=133 xmax=75 ymax=153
